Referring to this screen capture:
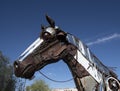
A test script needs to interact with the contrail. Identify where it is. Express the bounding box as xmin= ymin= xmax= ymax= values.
xmin=87 ymin=33 xmax=120 ymax=46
